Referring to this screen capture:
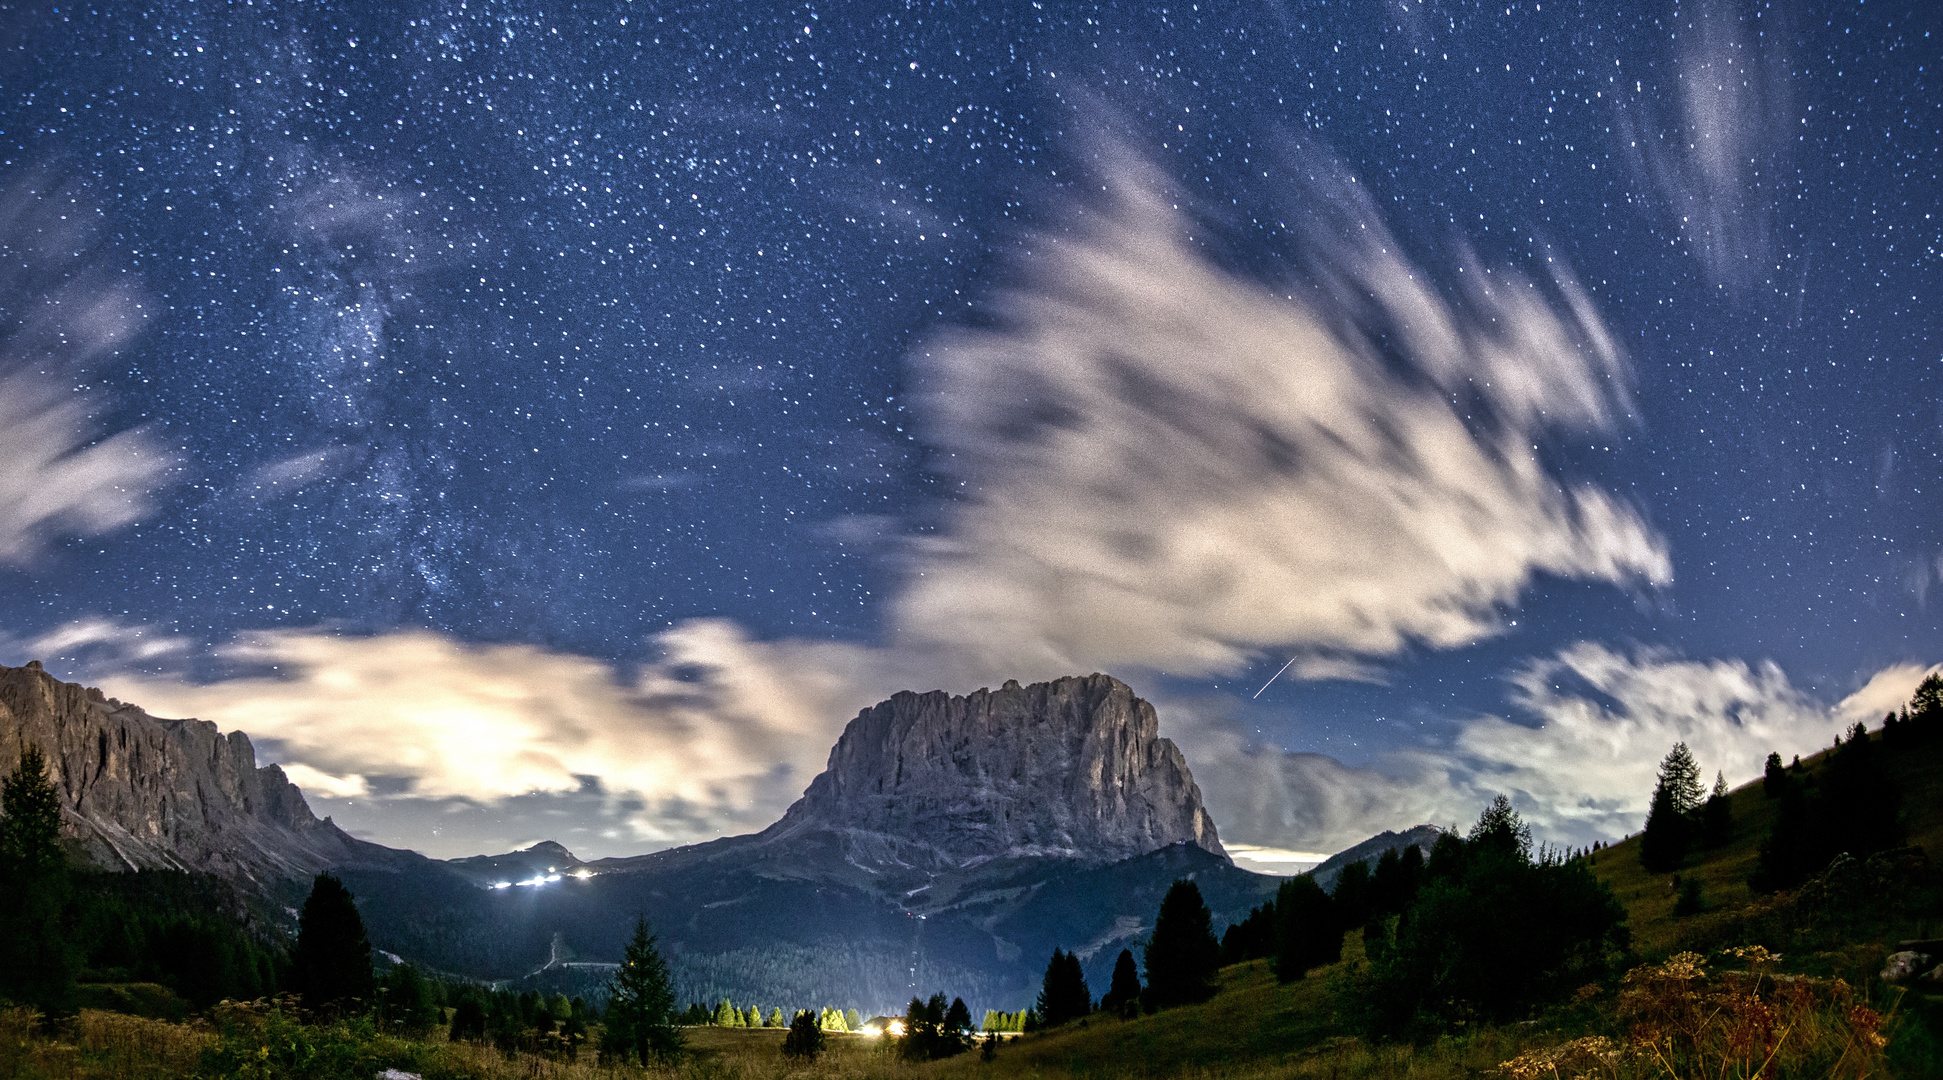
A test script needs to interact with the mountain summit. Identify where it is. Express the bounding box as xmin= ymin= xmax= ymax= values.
xmin=760 ymin=673 xmax=1224 ymax=869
